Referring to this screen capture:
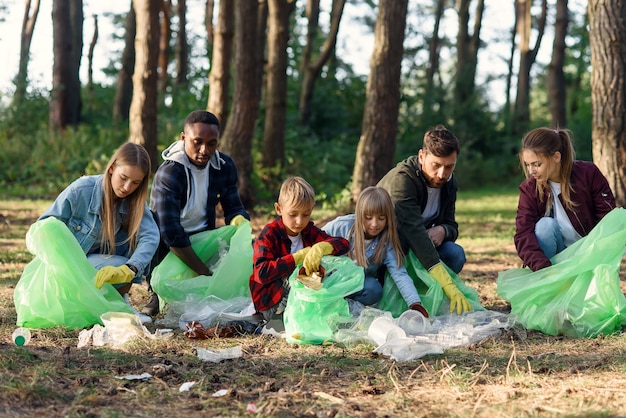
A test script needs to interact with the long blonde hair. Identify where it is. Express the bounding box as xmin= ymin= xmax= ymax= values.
xmin=350 ymin=186 xmax=404 ymax=268
xmin=519 ymin=127 xmax=576 ymax=212
xmin=101 ymin=142 xmax=151 ymax=254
